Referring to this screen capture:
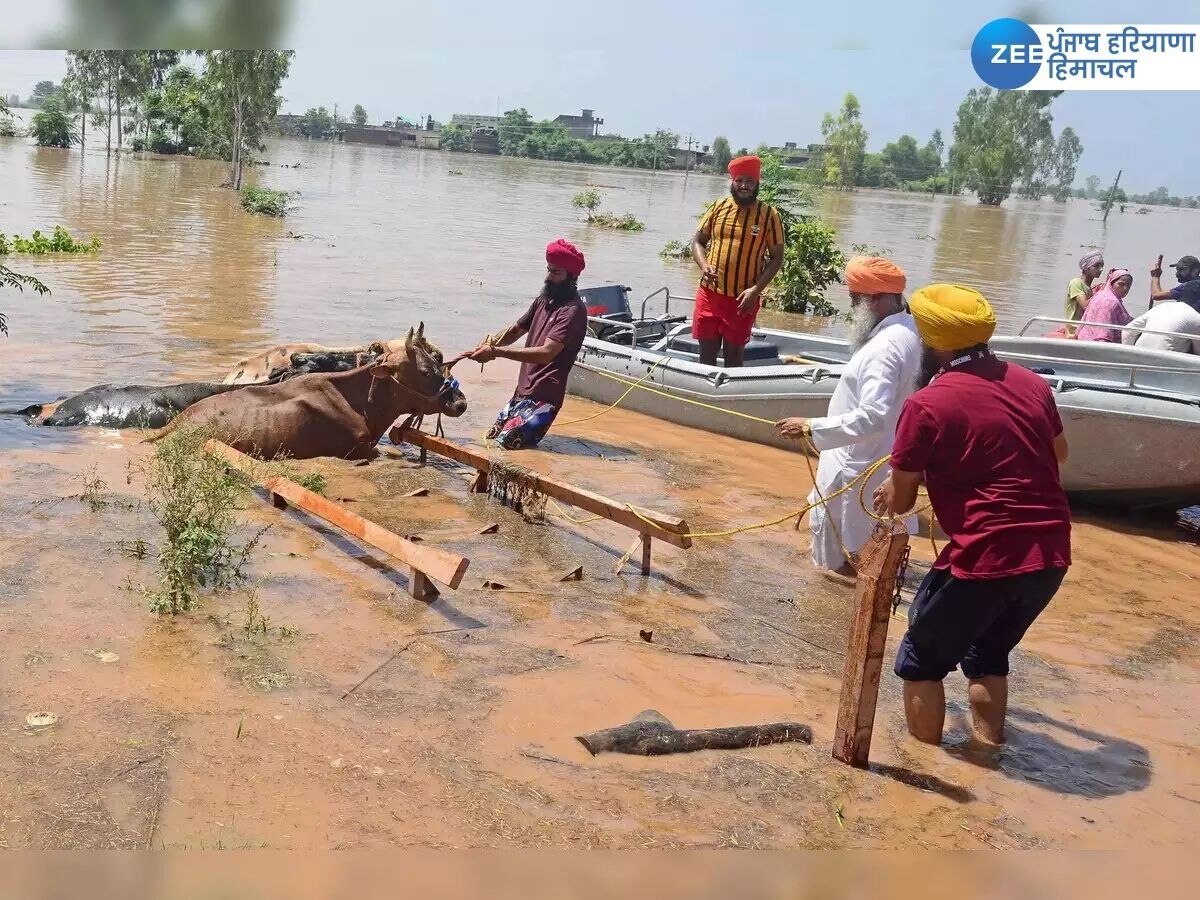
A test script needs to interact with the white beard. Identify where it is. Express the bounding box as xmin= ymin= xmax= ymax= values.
xmin=848 ymin=304 xmax=882 ymax=353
